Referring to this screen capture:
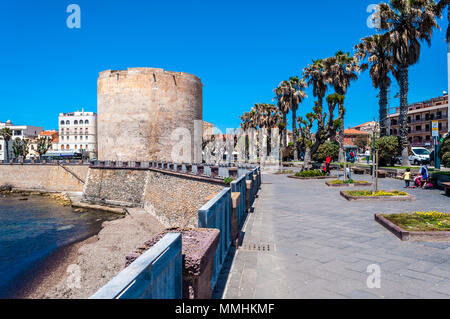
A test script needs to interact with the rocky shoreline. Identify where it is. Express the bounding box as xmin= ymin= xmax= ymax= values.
xmin=0 ymin=187 xmax=163 ymax=299
xmin=25 ymin=207 xmax=164 ymax=299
